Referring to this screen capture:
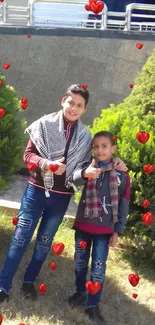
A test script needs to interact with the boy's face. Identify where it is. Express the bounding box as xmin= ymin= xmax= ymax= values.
xmin=93 ymin=136 xmax=116 ymax=162
xmin=61 ymin=92 xmax=87 ymax=122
